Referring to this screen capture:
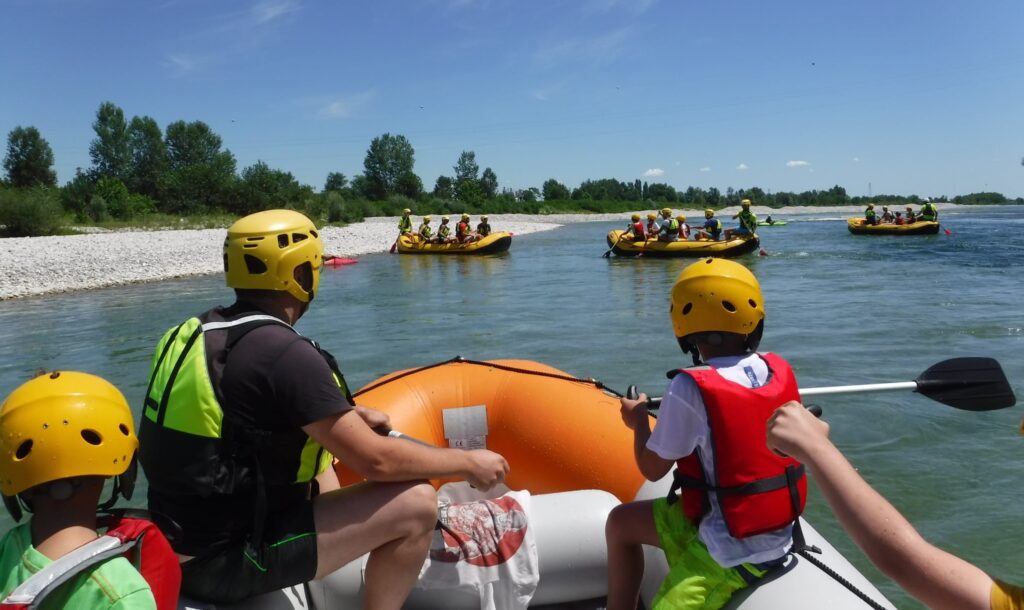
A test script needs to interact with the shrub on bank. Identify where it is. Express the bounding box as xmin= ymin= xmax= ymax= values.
xmin=0 ymin=187 xmax=65 ymax=236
